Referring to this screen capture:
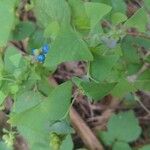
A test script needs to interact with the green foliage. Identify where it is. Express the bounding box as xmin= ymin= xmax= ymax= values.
xmin=139 ymin=145 xmax=150 ymax=150
xmin=44 ymin=26 xmax=93 ymax=69
xmin=12 ymin=91 xmax=44 ymax=113
xmin=84 ymin=2 xmax=111 ymax=28
xmin=11 ymin=21 xmax=36 ymax=41
xmin=111 ymin=12 xmax=127 ymax=25
xmin=135 ymin=70 xmax=150 ymax=91
xmin=107 ymin=111 xmax=141 ymax=142
xmin=125 ymin=8 xmax=148 ymax=32
xmin=80 ymin=81 xmax=116 ymax=101
xmin=33 ymin=0 xmax=71 ymax=28
xmin=68 ymin=0 xmax=89 ymax=30
xmin=0 ymin=91 xmax=6 ymax=105
xmin=112 ymin=141 xmax=132 ymax=150
xmin=9 ymin=81 xmax=72 ymax=150
xmin=111 ymin=79 xmax=136 ymax=97
xmin=0 ymin=142 xmax=12 ymax=150
xmin=0 ymin=0 xmax=150 ymax=149
xmin=49 ymin=120 xmax=74 ymax=134
xmin=94 ymin=0 xmax=126 ymax=14
xmin=60 ymin=135 xmax=73 ymax=150
xmin=4 ymin=46 xmax=28 ymax=78
xmin=90 ymin=54 xmax=119 ymax=81
xmin=99 ymin=111 xmax=141 ymax=147
xmin=0 ymin=0 xmax=17 ymax=47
